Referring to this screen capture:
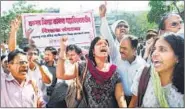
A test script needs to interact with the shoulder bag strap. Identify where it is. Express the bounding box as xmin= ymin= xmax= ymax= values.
xmin=75 ymin=59 xmax=88 ymax=107
xmin=137 ymin=66 xmax=151 ymax=107
xmin=76 ymin=59 xmax=88 ymax=99
xmin=81 ymin=59 xmax=88 ymax=85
